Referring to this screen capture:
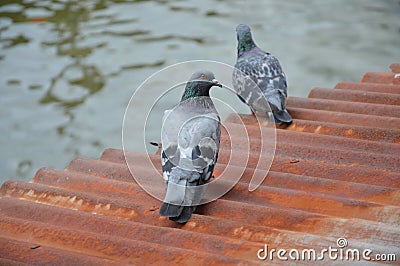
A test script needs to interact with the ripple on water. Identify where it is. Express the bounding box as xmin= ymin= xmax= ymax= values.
xmin=1 ymin=0 xmax=399 ymax=184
